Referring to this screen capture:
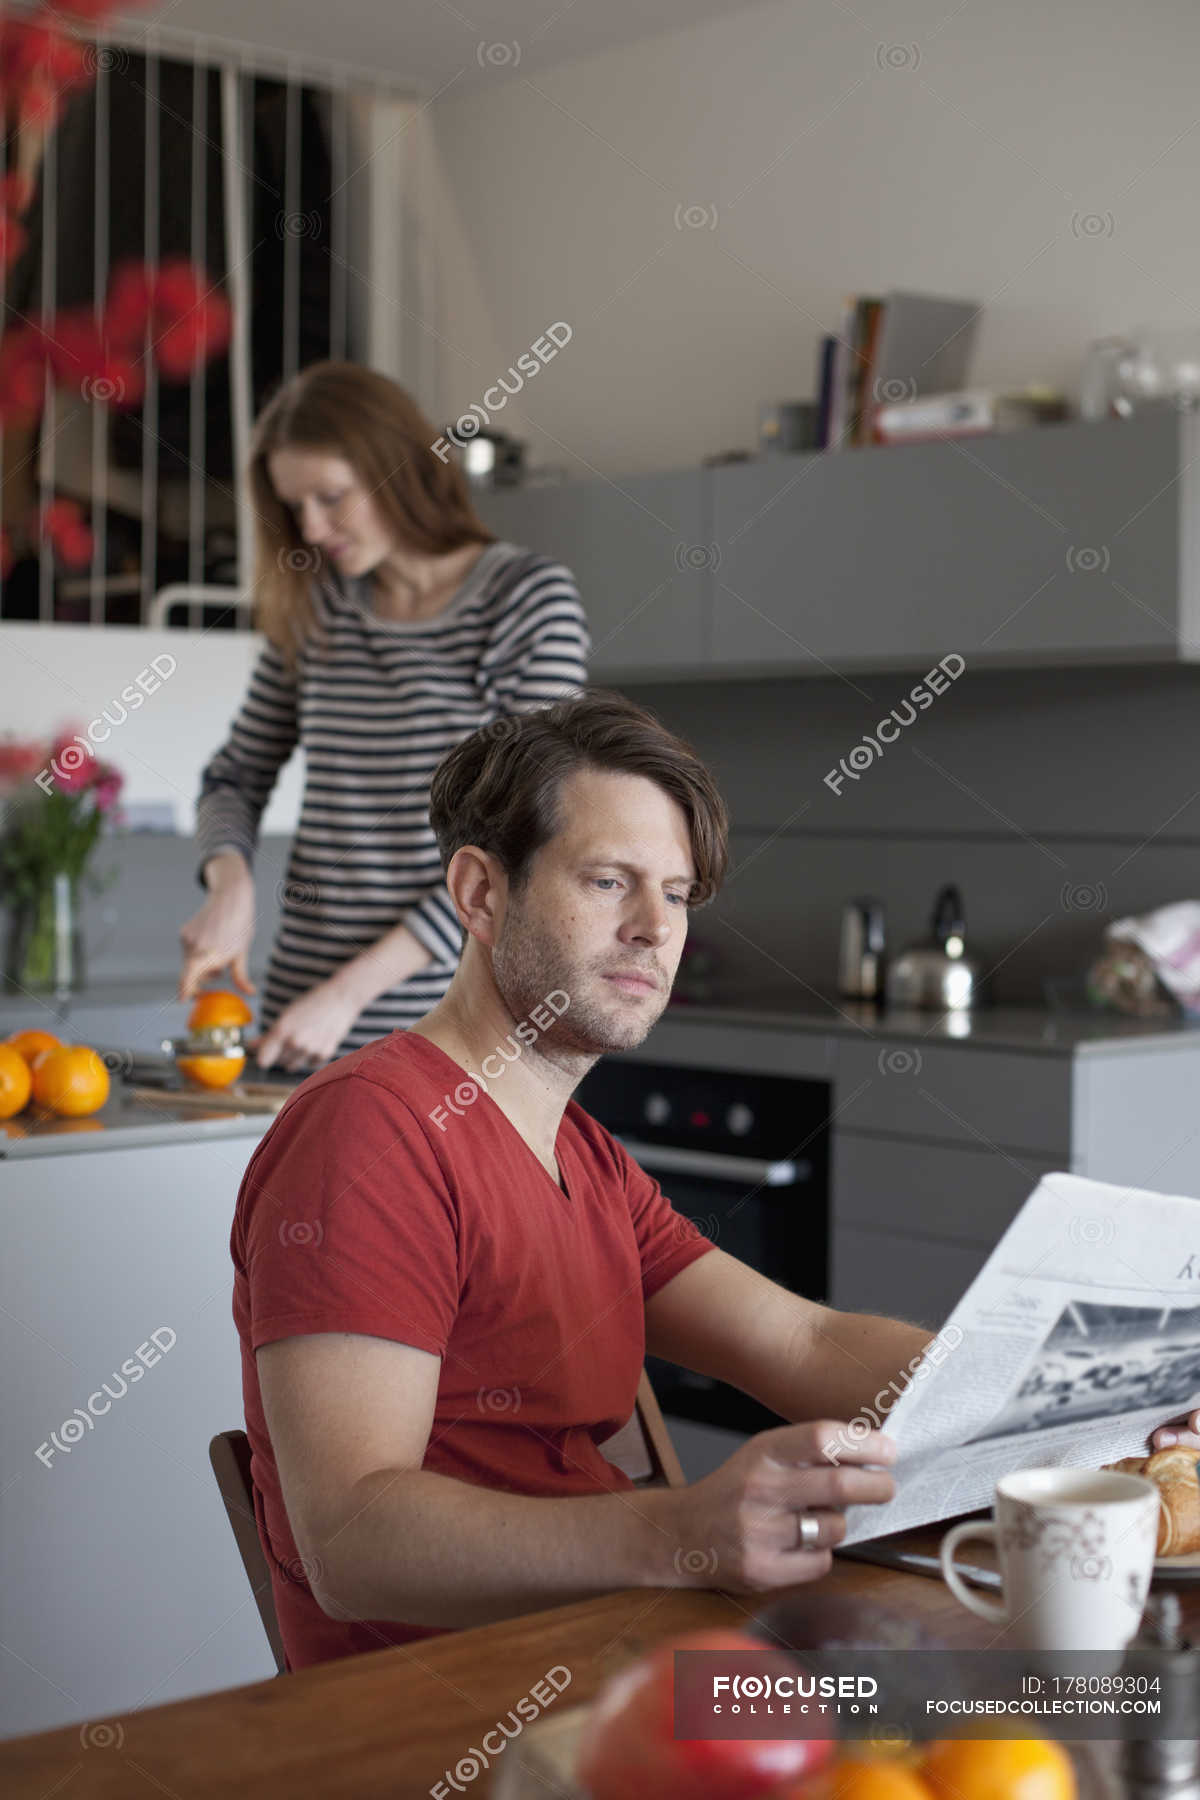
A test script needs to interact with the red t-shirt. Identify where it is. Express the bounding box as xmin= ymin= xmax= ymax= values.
xmin=230 ymin=1030 xmax=714 ymax=1671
